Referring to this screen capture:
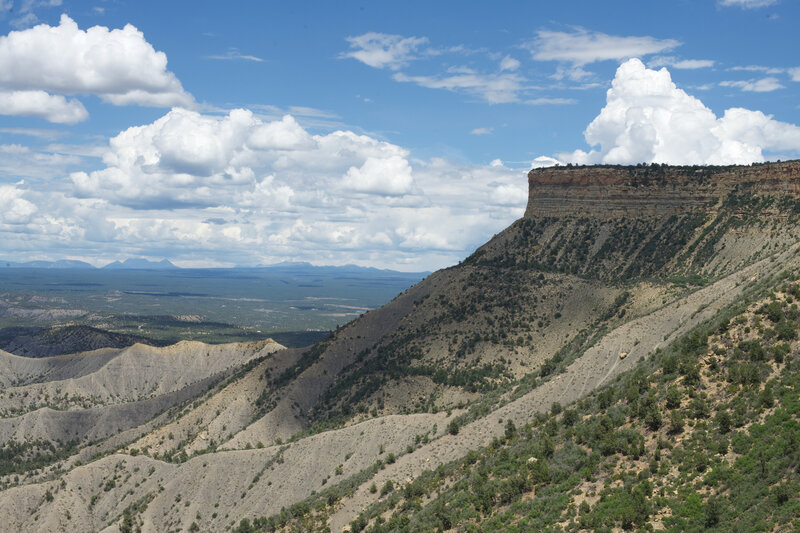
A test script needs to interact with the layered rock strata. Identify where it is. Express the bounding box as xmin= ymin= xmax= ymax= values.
xmin=526 ymin=161 xmax=800 ymax=219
